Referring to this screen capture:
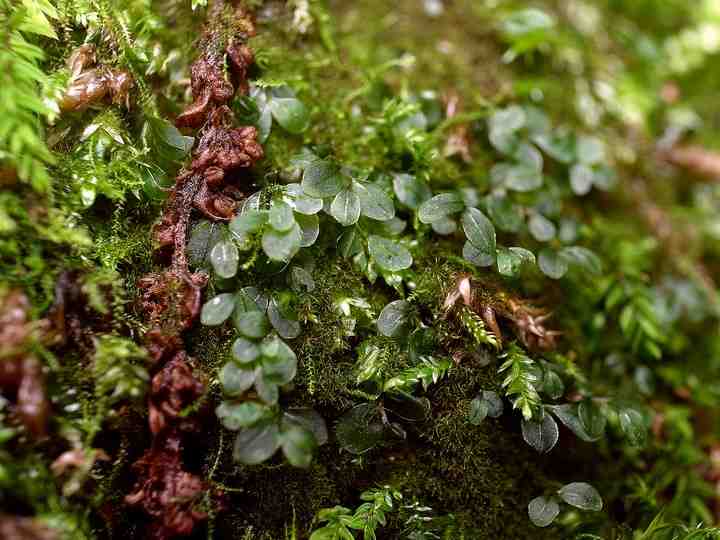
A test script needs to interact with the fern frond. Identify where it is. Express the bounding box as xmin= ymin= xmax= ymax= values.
xmin=0 ymin=0 xmax=57 ymax=192
xmin=459 ymin=305 xmax=500 ymax=350
xmin=383 ymin=356 xmax=452 ymax=393
xmin=498 ymin=344 xmax=542 ymax=420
